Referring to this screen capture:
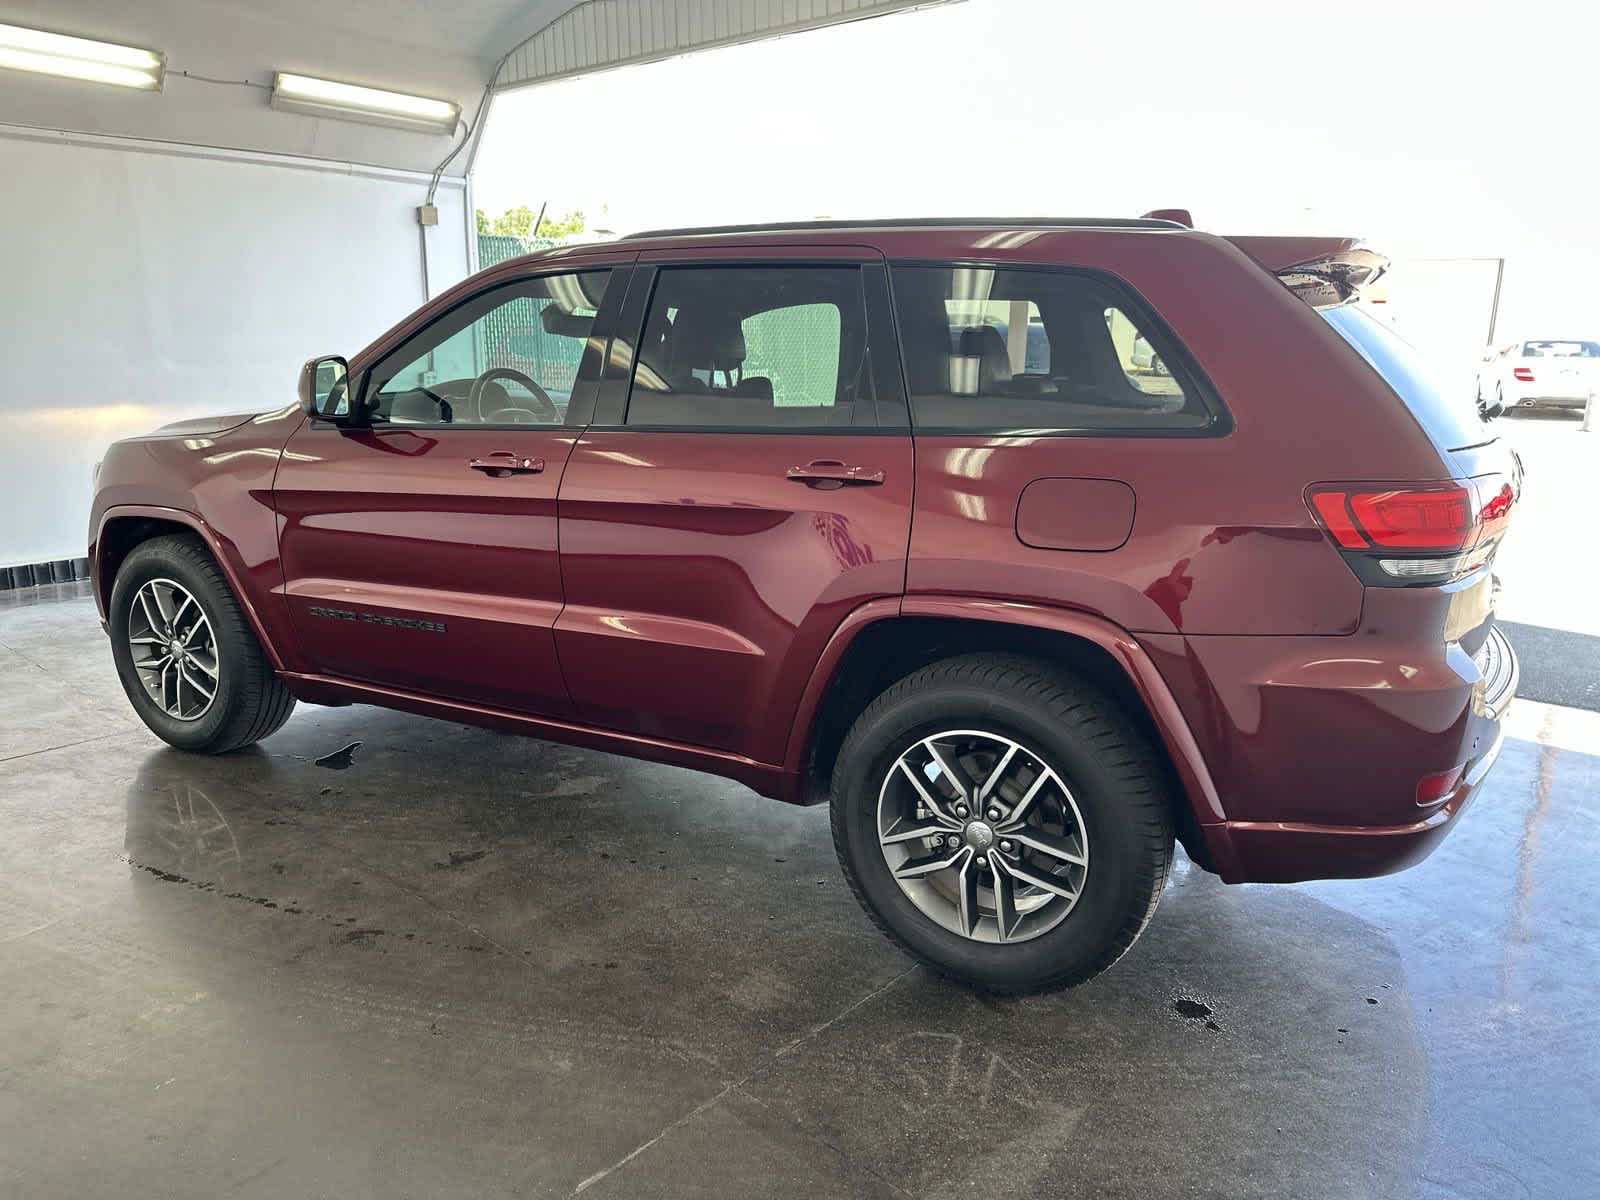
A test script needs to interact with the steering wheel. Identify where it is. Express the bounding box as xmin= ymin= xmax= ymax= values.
xmin=469 ymin=367 xmax=559 ymax=424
